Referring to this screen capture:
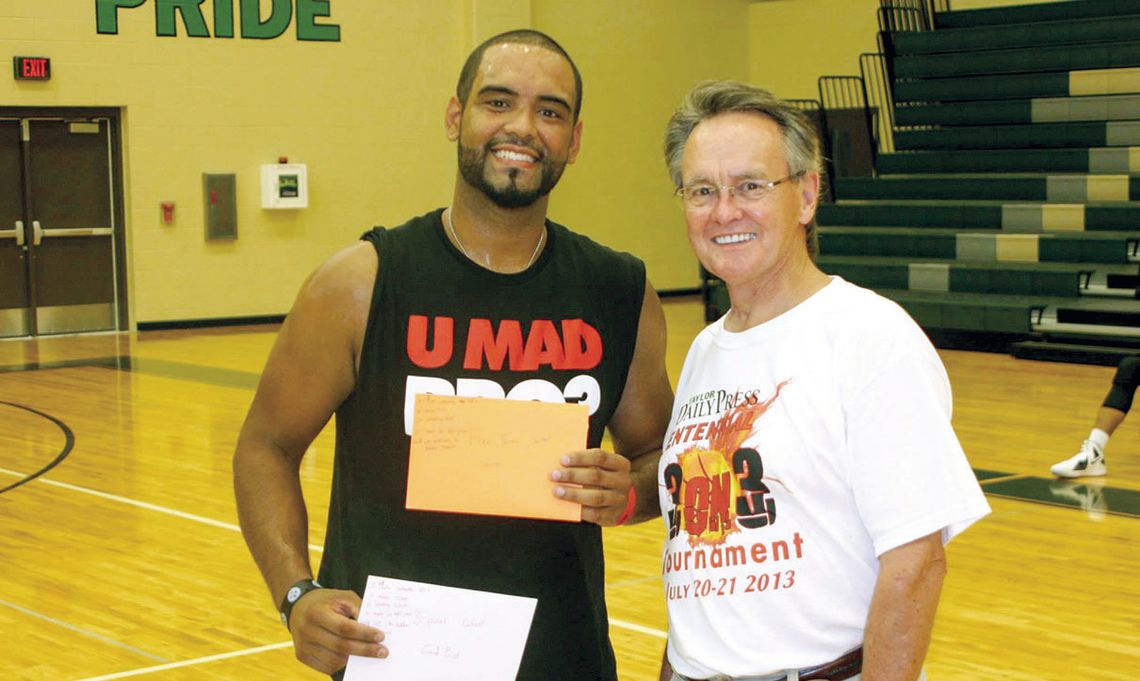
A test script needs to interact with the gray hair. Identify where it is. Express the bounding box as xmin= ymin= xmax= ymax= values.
xmin=663 ymin=80 xmax=824 ymax=258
